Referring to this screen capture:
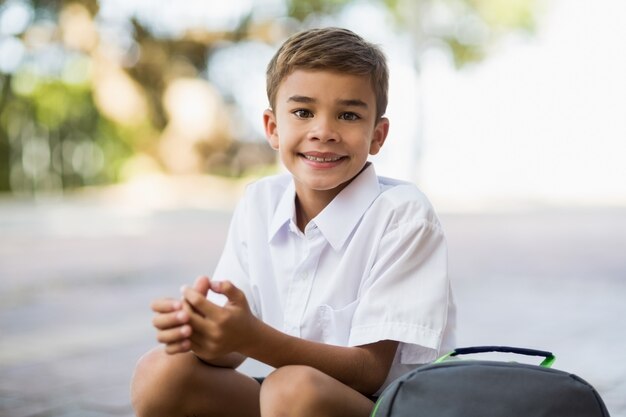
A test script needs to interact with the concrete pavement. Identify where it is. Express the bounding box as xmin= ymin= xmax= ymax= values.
xmin=1 ymin=188 xmax=624 ymax=417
